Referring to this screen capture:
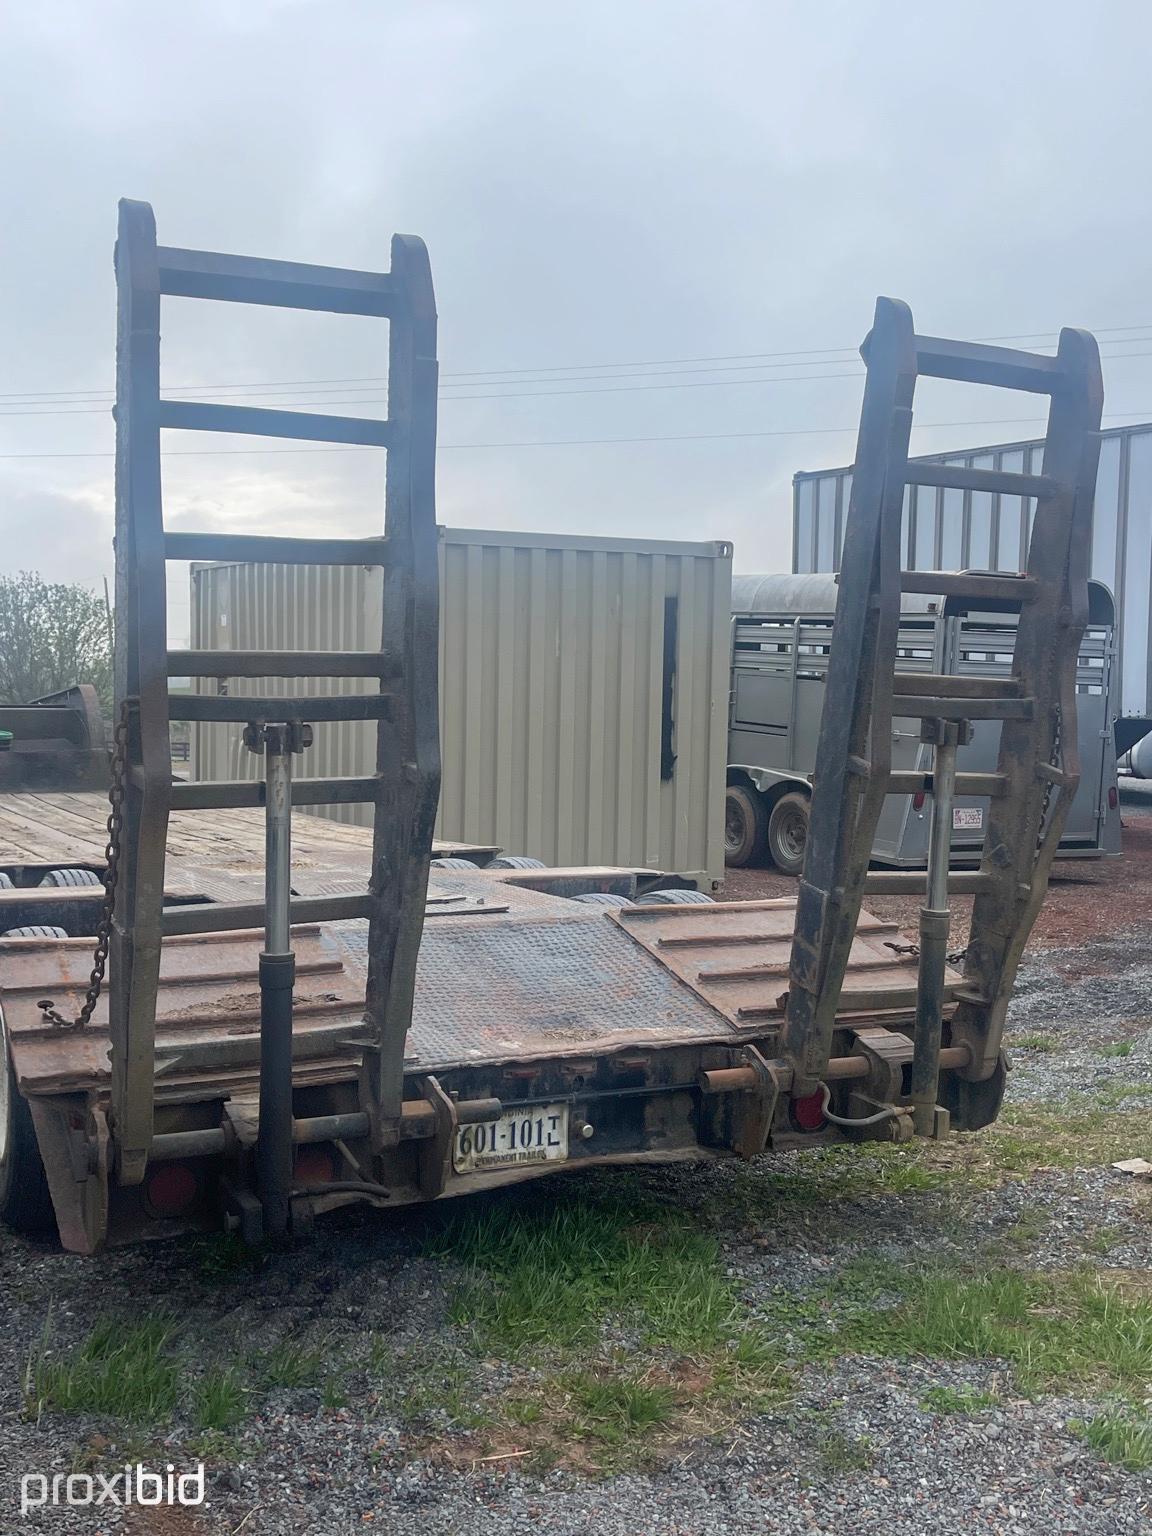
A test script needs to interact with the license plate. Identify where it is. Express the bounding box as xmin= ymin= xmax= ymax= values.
xmin=453 ymin=1104 xmax=569 ymax=1174
xmin=953 ymin=807 xmax=983 ymax=830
